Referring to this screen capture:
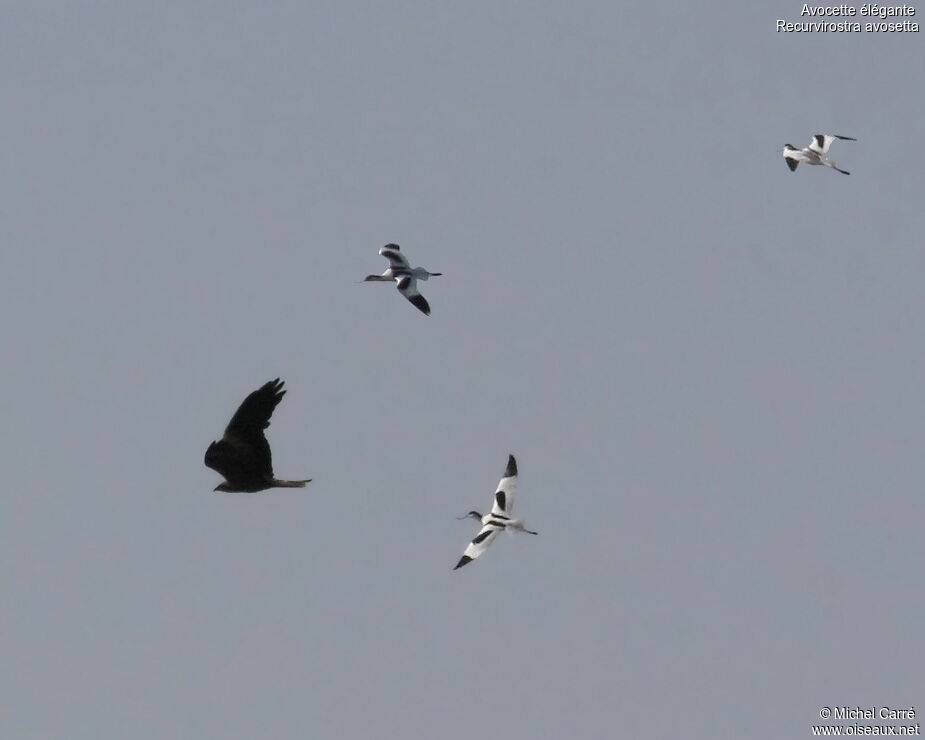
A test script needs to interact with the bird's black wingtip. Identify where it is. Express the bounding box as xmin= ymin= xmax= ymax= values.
xmin=262 ymin=378 xmax=284 ymax=393
xmin=408 ymin=294 xmax=431 ymax=315
xmin=454 ymin=556 xmax=473 ymax=570
xmin=204 ymin=441 xmax=220 ymax=469
xmin=504 ymin=454 xmax=517 ymax=478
